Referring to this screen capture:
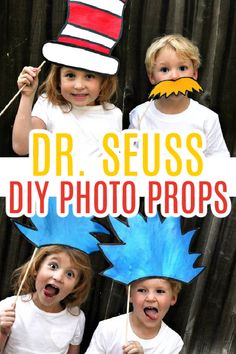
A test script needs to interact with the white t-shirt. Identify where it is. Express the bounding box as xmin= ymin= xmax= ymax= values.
xmin=32 ymin=95 xmax=122 ymax=159
xmin=85 ymin=313 xmax=183 ymax=354
xmin=0 ymin=295 xmax=85 ymax=354
xmin=129 ymin=99 xmax=230 ymax=157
